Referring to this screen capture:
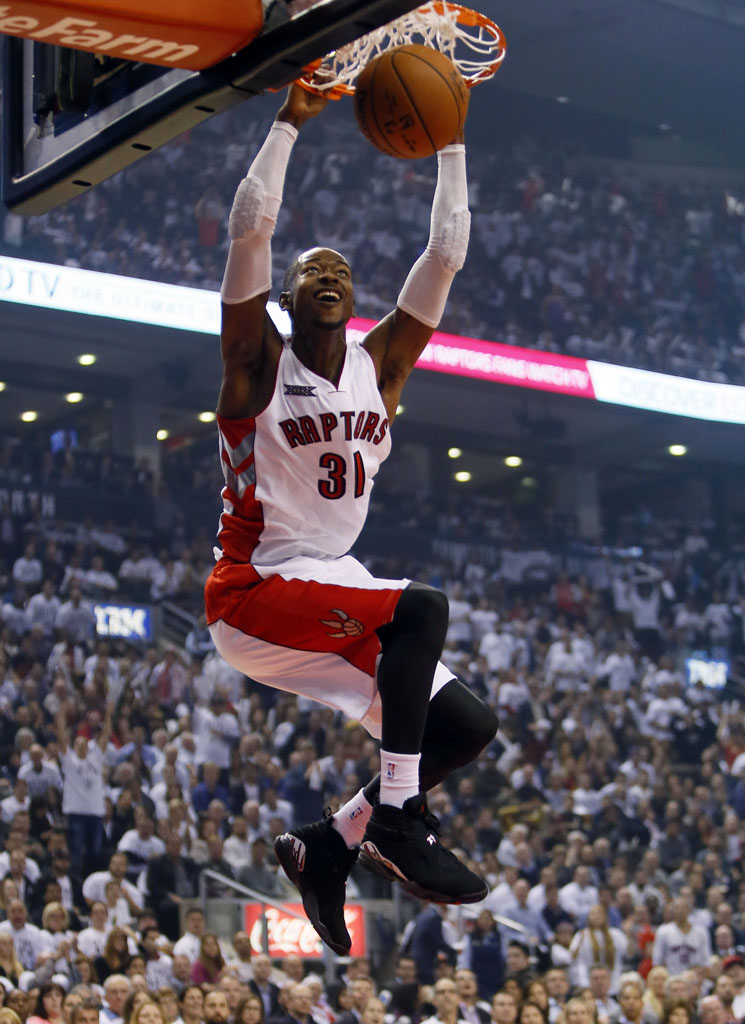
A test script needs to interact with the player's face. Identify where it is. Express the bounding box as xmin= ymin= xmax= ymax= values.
xmin=285 ymin=248 xmax=354 ymax=331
